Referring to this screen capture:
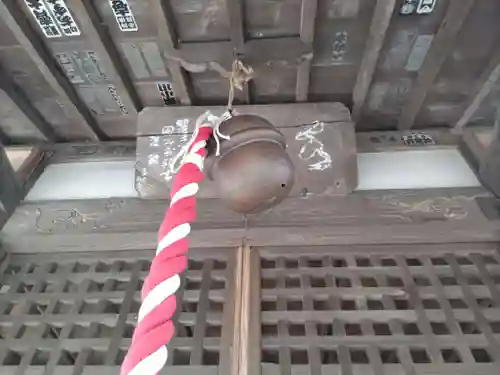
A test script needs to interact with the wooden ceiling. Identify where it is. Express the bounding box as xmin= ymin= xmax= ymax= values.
xmin=0 ymin=0 xmax=499 ymax=144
